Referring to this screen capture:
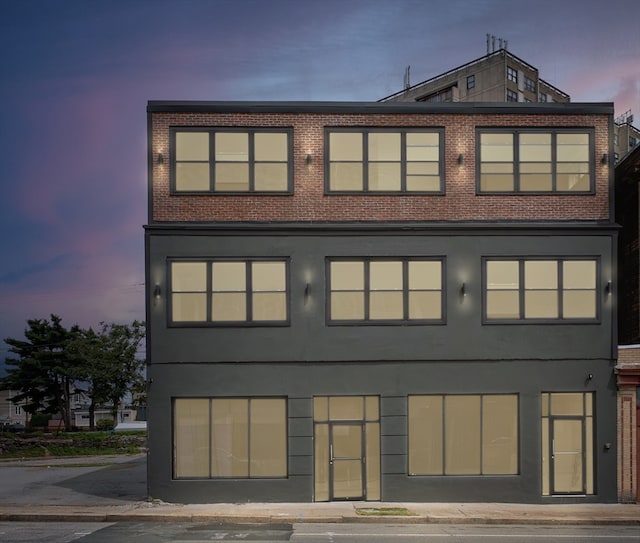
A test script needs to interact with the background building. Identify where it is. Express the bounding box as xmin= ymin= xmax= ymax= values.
xmin=146 ymin=100 xmax=617 ymax=504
